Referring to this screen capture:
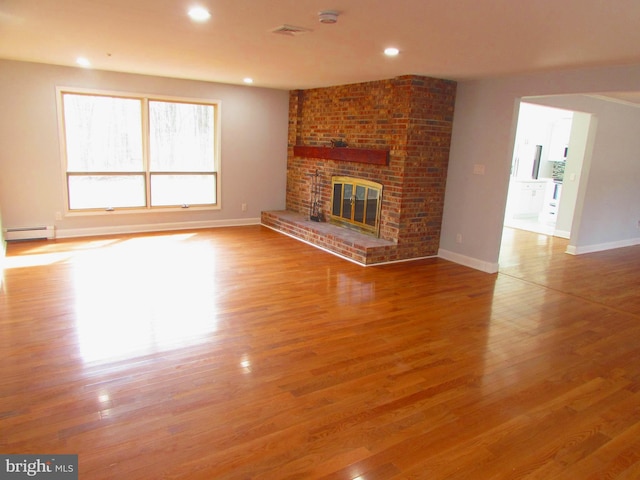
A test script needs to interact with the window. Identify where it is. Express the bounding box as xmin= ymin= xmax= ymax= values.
xmin=59 ymin=89 xmax=220 ymax=212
